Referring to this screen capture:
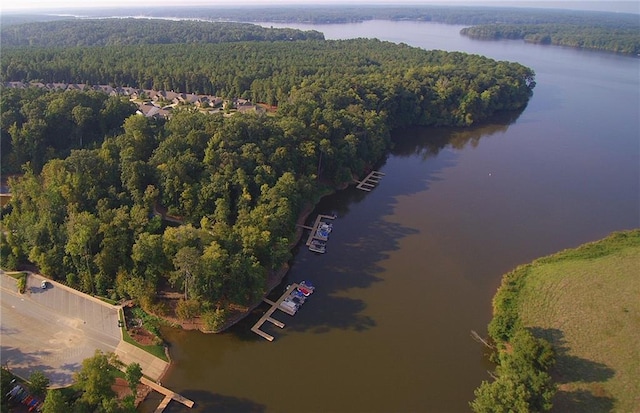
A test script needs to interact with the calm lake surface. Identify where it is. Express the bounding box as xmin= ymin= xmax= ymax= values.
xmin=152 ymin=20 xmax=639 ymax=413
